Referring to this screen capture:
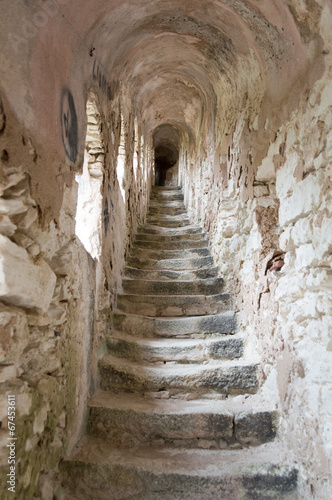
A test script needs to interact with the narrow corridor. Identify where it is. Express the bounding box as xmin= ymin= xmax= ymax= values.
xmin=61 ymin=187 xmax=297 ymax=499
